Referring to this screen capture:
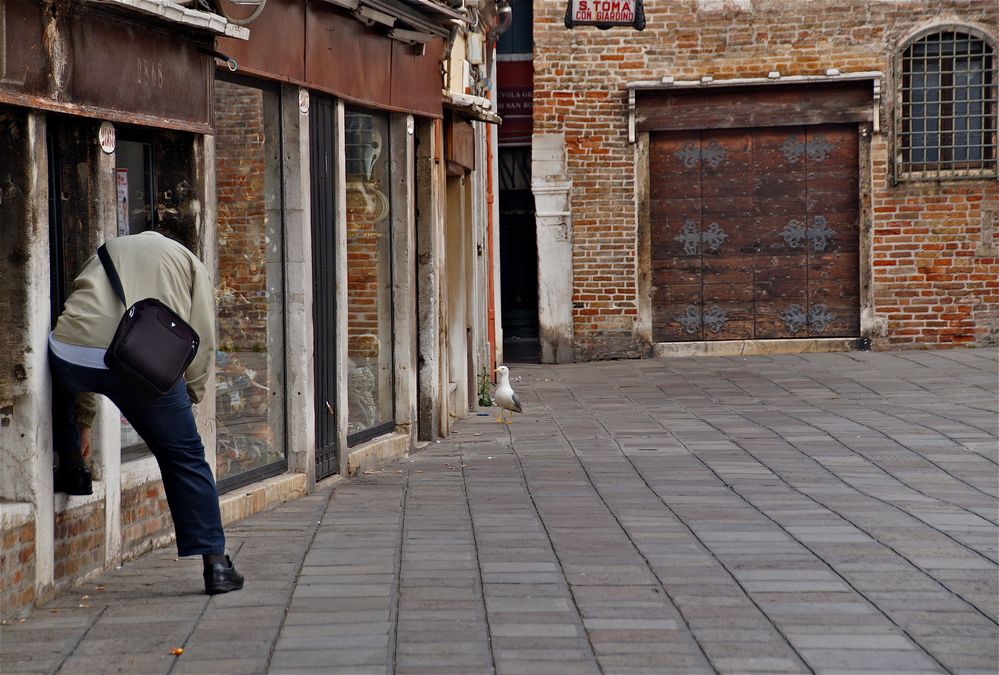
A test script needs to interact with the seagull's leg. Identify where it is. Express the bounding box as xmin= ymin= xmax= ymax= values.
xmin=495 ymin=408 xmax=503 ymax=423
